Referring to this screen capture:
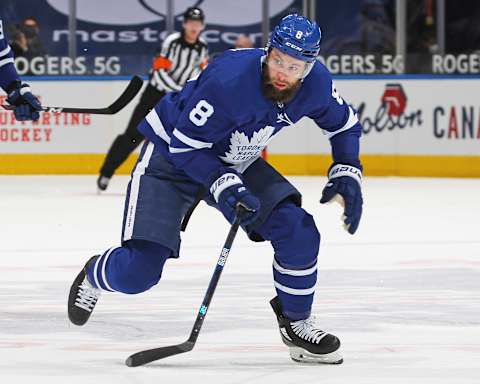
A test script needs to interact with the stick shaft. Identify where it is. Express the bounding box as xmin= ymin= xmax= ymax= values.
xmin=1 ymin=75 xmax=143 ymax=115
xmin=187 ymin=215 xmax=242 ymax=345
